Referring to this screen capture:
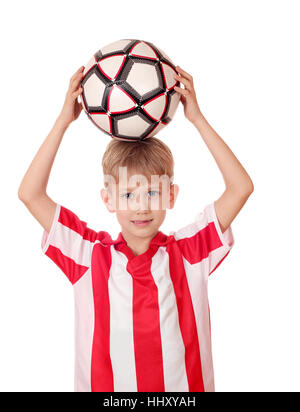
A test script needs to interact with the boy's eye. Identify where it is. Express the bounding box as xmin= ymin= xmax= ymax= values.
xmin=148 ymin=190 xmax=159 ymax=197
xmin=121 ymin=190 xmax=159 ymax=199
xmin=122 ymin=193 xmax=133 ymax=199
